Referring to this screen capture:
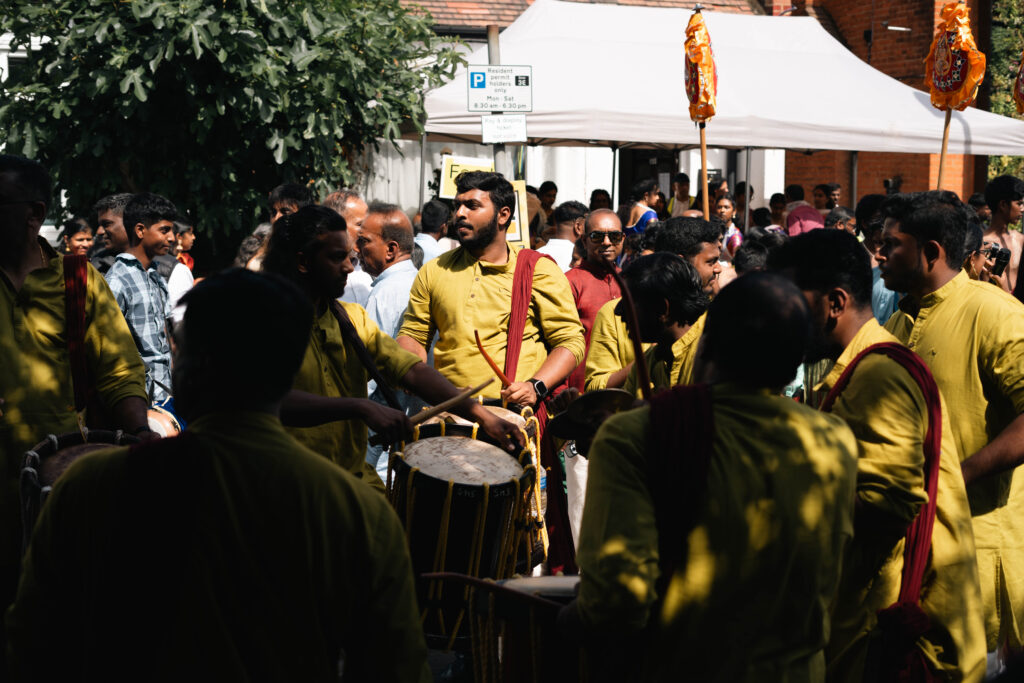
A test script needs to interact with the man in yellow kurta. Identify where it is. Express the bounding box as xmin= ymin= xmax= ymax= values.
xmin=263 ymin=205 xmax=523 ymax=493
xmin=772 ymin=229 xmax=985 ymax=682
xmin=877 ymin=191 xmax=1024 ymax=658
xmin=615 ymin=253 xmax=708 ymax=398
xmin=8 ymin=270 xmax=431 ymax=682
xmin=397 ymin=171 xmax=584 ymax=408
xmin=0 ymin=155 xmax=151 ymax=659
xmin=584 ymin=298 xmax=638 ymax=391
xmin=569 ymin=272 xmax=858 ymax=682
